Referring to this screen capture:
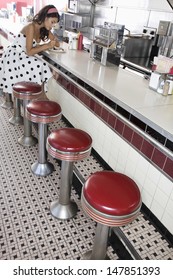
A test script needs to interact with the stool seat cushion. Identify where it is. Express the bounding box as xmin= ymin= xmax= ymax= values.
xmin=48 ymin=128 xmax=92 ymax=153
xmin=83 ymin=171 xmax=141 ymax=216
xmin=13 ymin=81 xmax=42 ymax=94
xmin=27 ymin=100 xmax=62 ymax=116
